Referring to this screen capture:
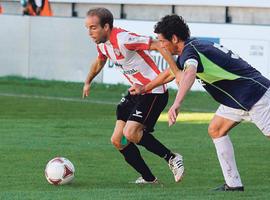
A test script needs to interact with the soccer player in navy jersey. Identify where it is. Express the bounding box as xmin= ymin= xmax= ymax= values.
xmin=129 ymin=14 xmax=270 ymax=191
xmin=82 ymin=8 xmax=184 ymax=184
